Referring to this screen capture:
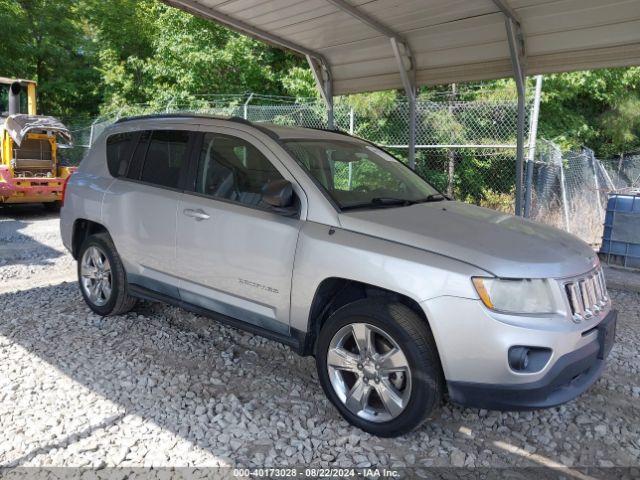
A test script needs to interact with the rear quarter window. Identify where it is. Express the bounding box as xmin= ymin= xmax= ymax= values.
xmin=140 ymin=130 xmax=191 ymax=189
xmin=106 ymin=132 xmax=136 ymax=177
